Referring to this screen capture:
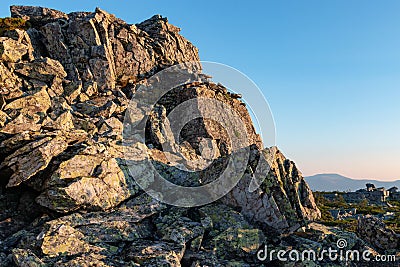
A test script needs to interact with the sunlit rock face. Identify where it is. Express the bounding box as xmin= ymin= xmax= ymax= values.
xmin=0 ymin=6 xmax=326 ymax=266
